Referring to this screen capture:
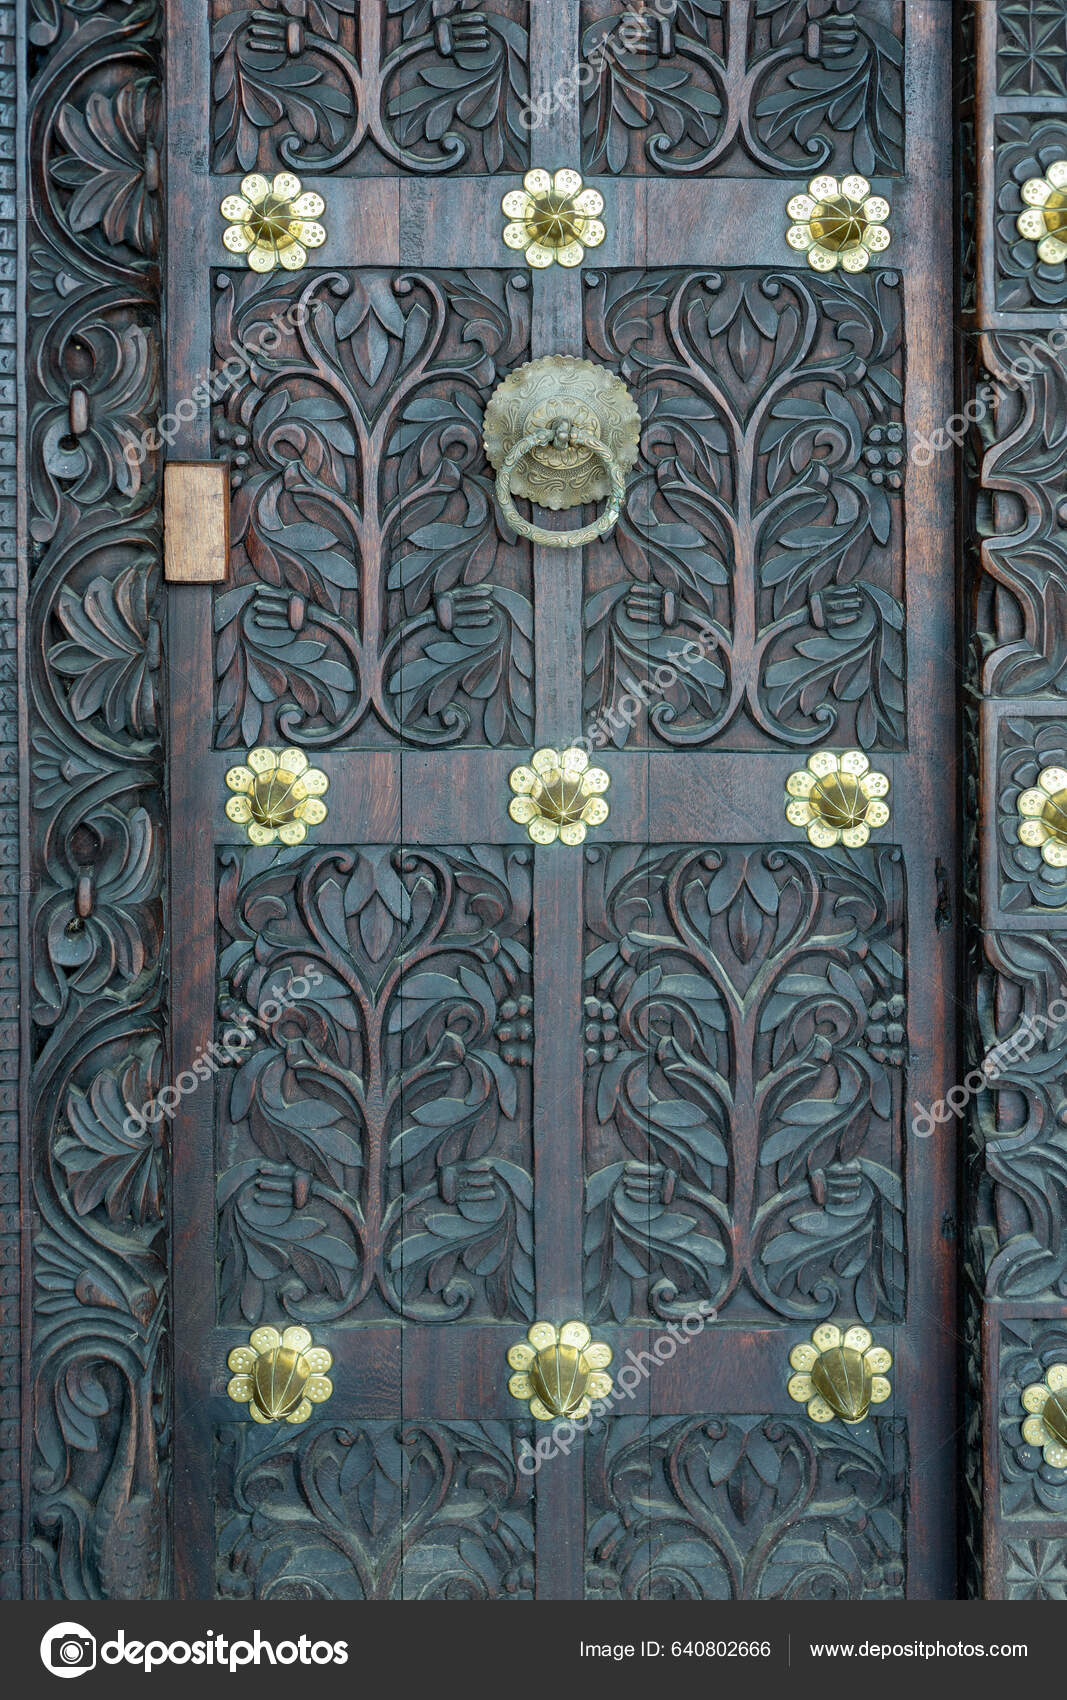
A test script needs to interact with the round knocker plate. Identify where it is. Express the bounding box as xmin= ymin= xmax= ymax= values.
xmin=483 ymin=355 xmax=640 ymax=512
